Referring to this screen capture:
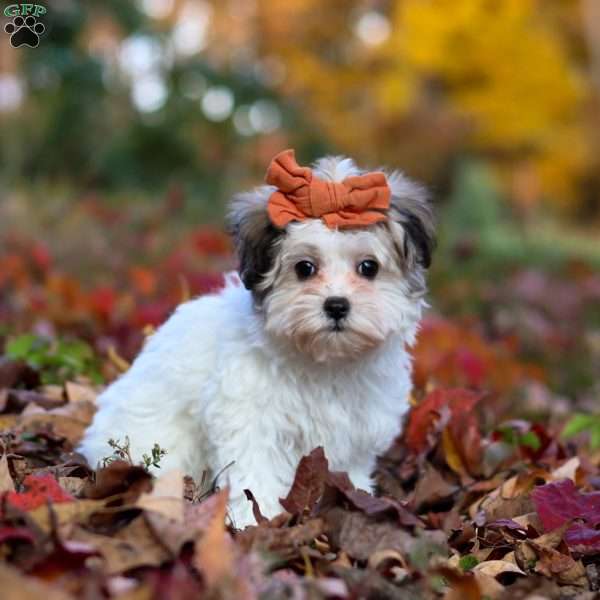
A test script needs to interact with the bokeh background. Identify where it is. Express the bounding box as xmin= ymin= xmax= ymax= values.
xmin=1 ymin=0 xmax=599 ymax=423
